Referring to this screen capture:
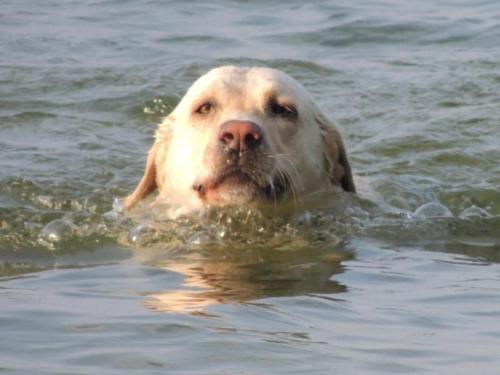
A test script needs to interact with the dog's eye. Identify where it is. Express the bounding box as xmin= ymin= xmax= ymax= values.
xmin=195 ymin=101 xmax=215 ymax=115
xmin=268 ymin=100 xmax=298 ymax=120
